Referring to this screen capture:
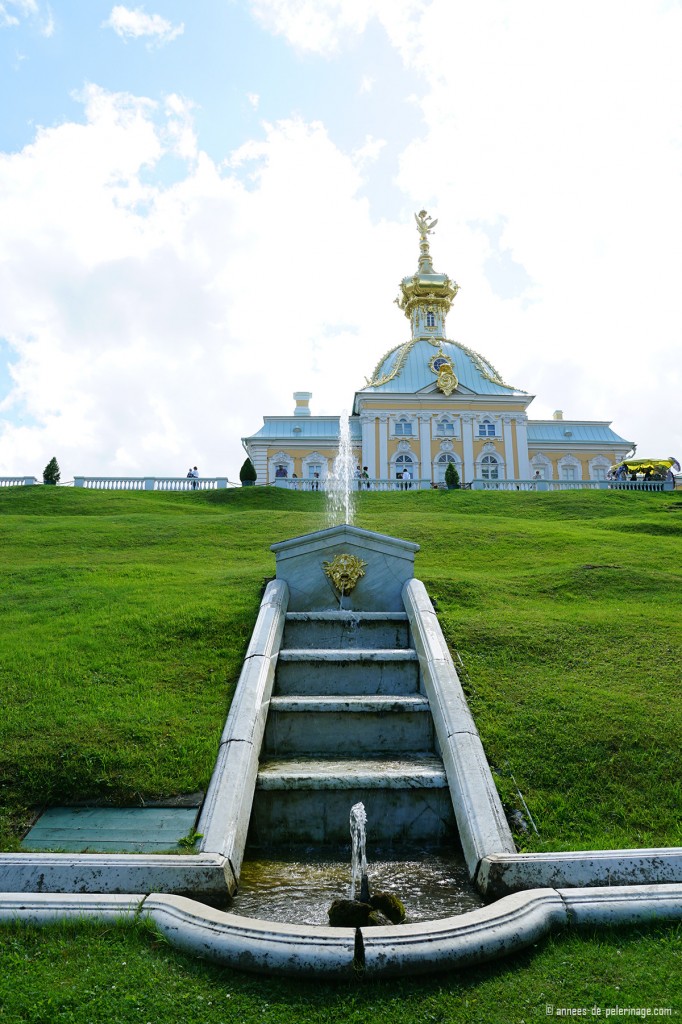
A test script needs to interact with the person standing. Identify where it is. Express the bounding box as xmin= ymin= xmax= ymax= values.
xmin=191 ymin=466 xmax=199 ymax=490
